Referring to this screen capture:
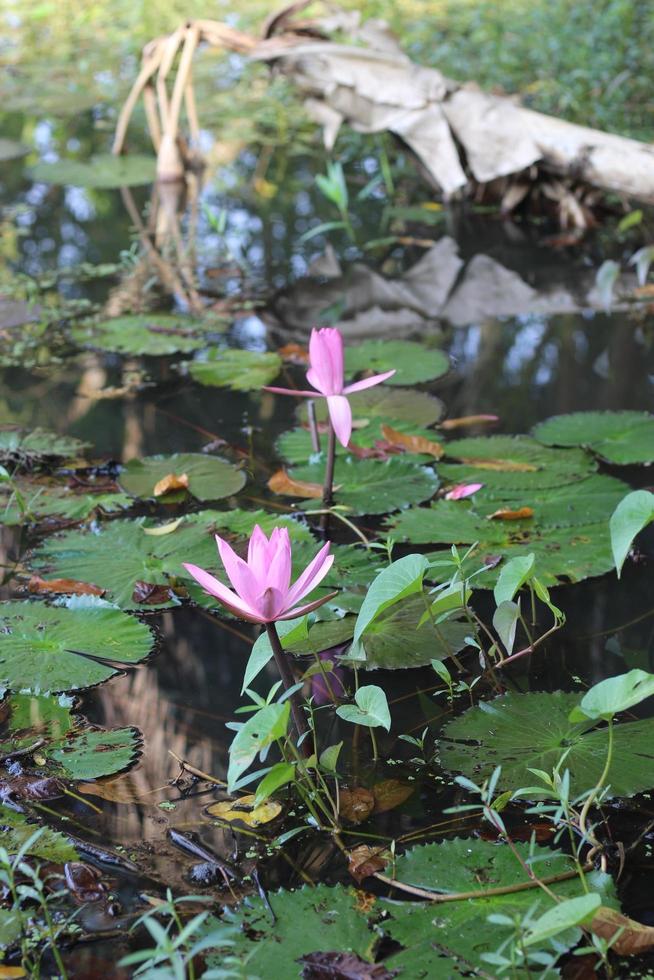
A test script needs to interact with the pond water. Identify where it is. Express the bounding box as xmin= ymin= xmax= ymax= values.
xmin=2 ymin=17 xmax=654 ymax=979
